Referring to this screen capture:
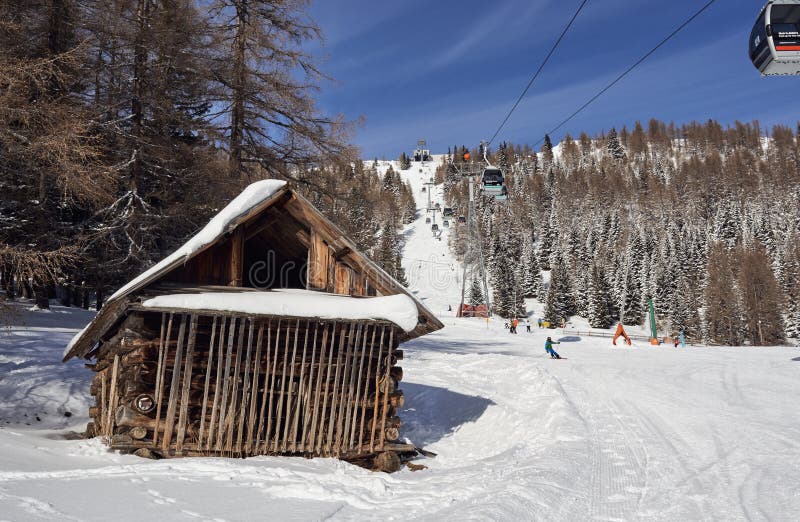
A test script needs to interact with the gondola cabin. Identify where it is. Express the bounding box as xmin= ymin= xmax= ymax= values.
xmin=480 ymin=167 xmax=509 ymax=201
xmin=63 ymin=181 xmax=443 ymax=472
xmin=750 ymin=0 xmax=800 ymax=76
